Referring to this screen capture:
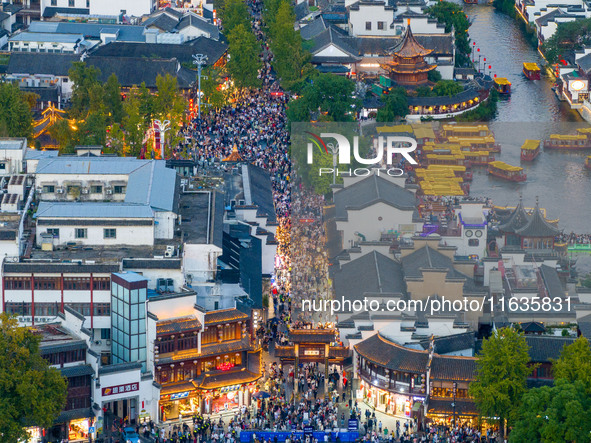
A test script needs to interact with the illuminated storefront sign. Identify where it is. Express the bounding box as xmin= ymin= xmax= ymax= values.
xmin=102 ymin=382 xmax=139 ymax=396
xmin=170 ymin=391 xmax=190 ymax=400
